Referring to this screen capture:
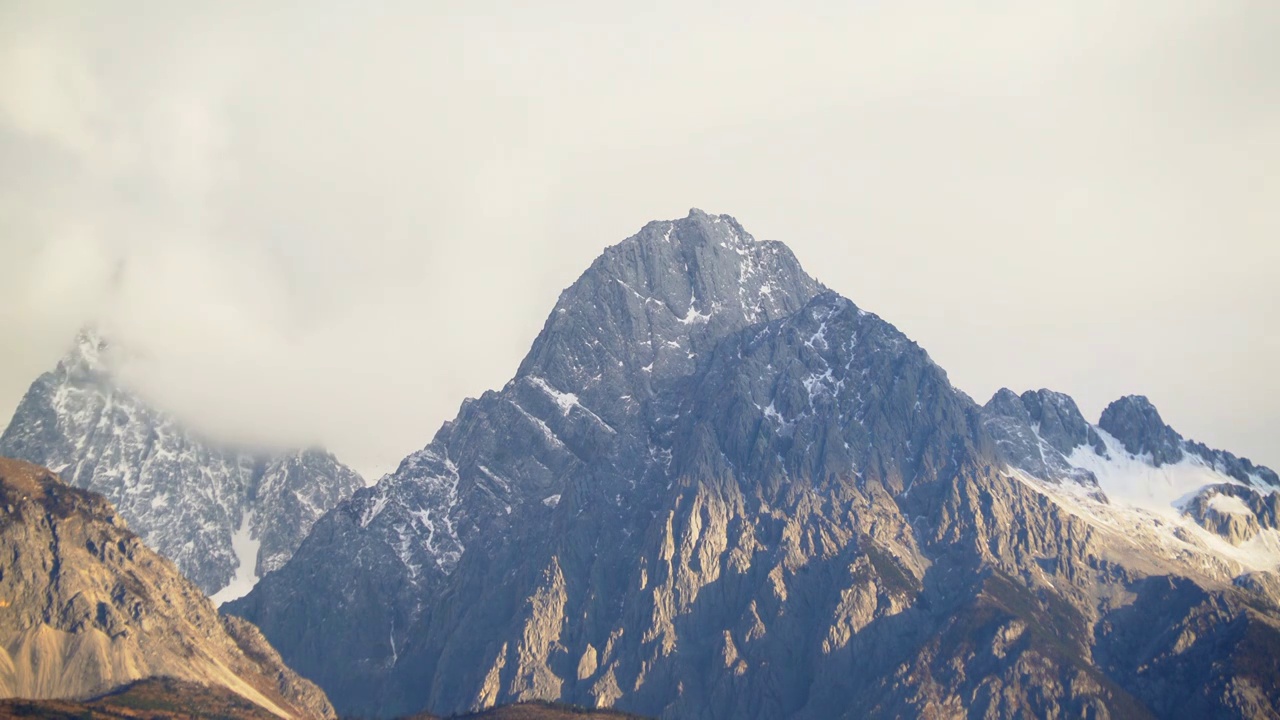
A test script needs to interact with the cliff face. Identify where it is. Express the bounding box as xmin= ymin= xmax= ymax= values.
xmin=0 ymin=456 xmax=335 ymax=719
xmin=0 ymin=332 xmax=364 ymax=597
xmin=230 ymin=210 xmax=1280 ymax=719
